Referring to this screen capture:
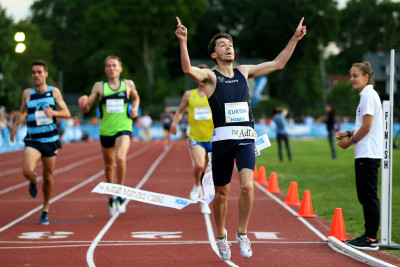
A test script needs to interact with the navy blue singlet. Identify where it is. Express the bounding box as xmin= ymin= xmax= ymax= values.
xmin=208 ymin=69 xmax=254 ymax=129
